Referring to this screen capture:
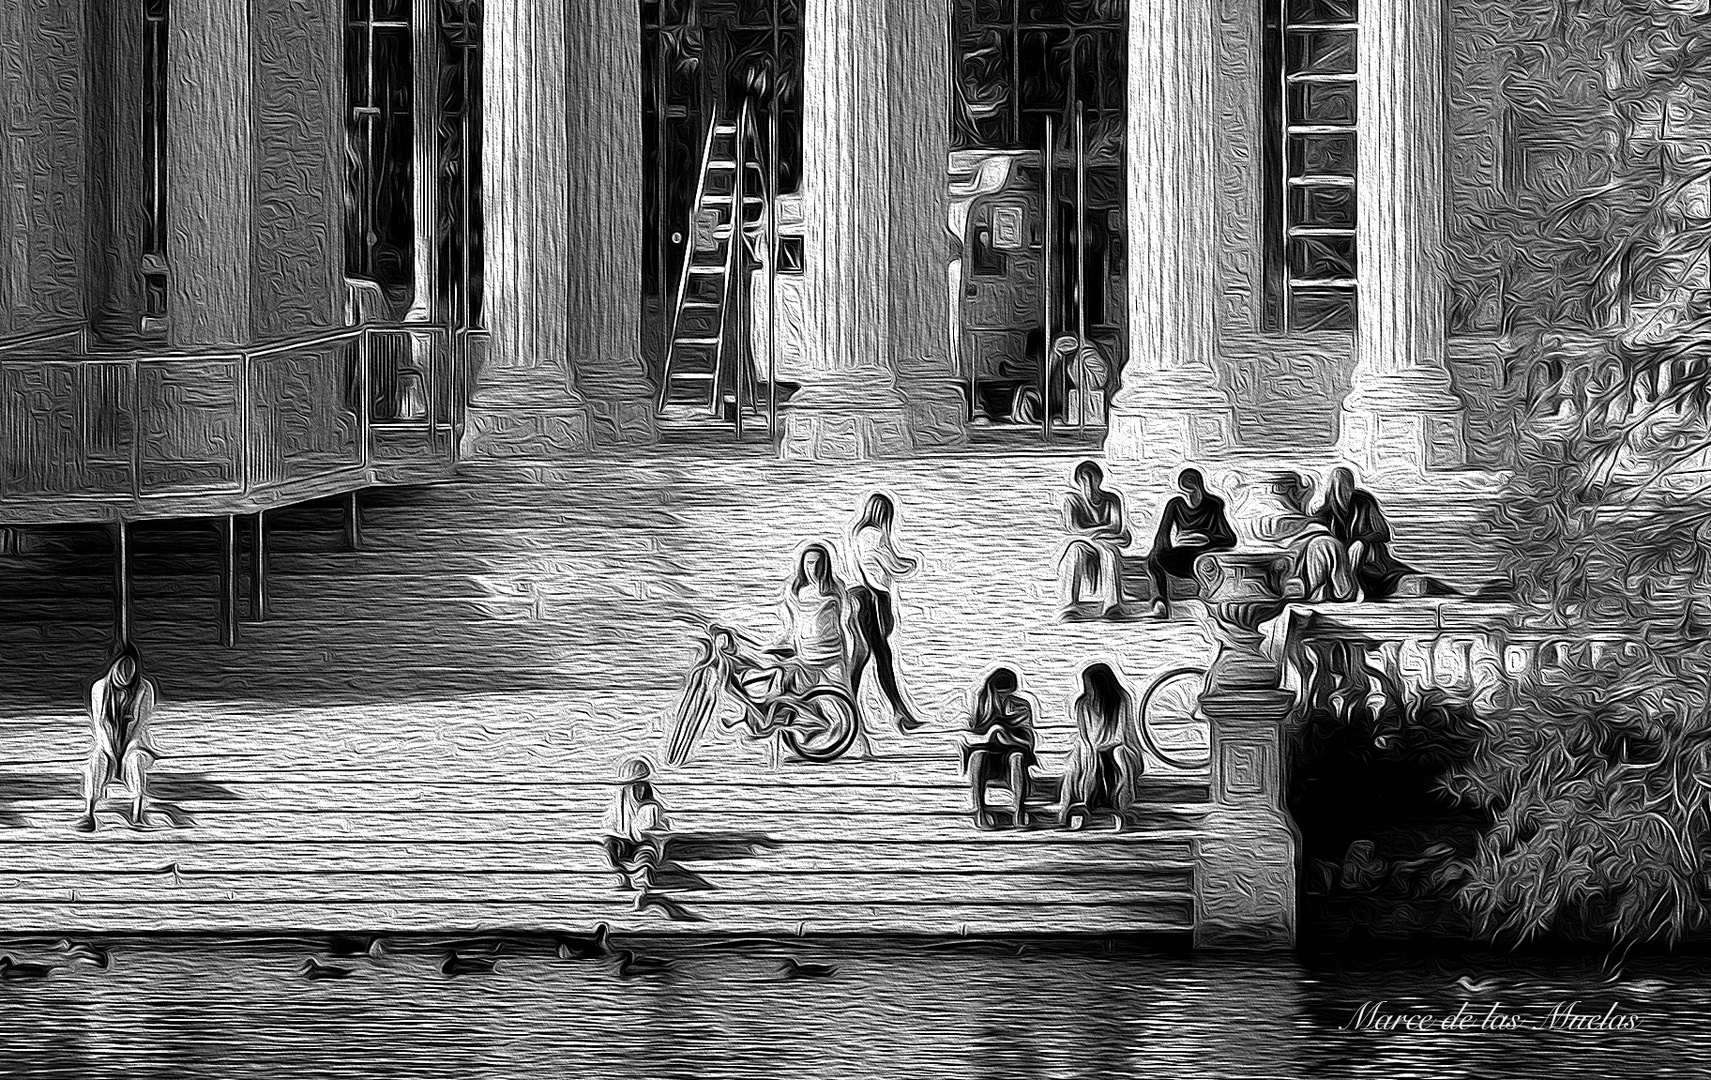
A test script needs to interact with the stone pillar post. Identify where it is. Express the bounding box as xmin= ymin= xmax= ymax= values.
xmin=782 ymin=0 xmax=915 ymax=461
xmin=886 ymin=0 xmax=965 ymax=448
xmin=0 ymin=0 xmax=88 ymax=338
xmin=404 ymin=0 xmax=438 ymax=324
xmin=1191 ymin=551 xmax=1300 ymax=949
xmin=164 ymin=0 xmax=343 ymax=347
xmin=465 ymin=0 xmax=592 ymax=457
xmin=166 ymin=0 xmax=253 ymax=346
xmin=1106 ymin=0 xmax=1234 ymax=472
xmin=1339 ymin=0 xmax=1466 ymax=473
xmin=565 ymin=1 xmax=657 ymax=446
